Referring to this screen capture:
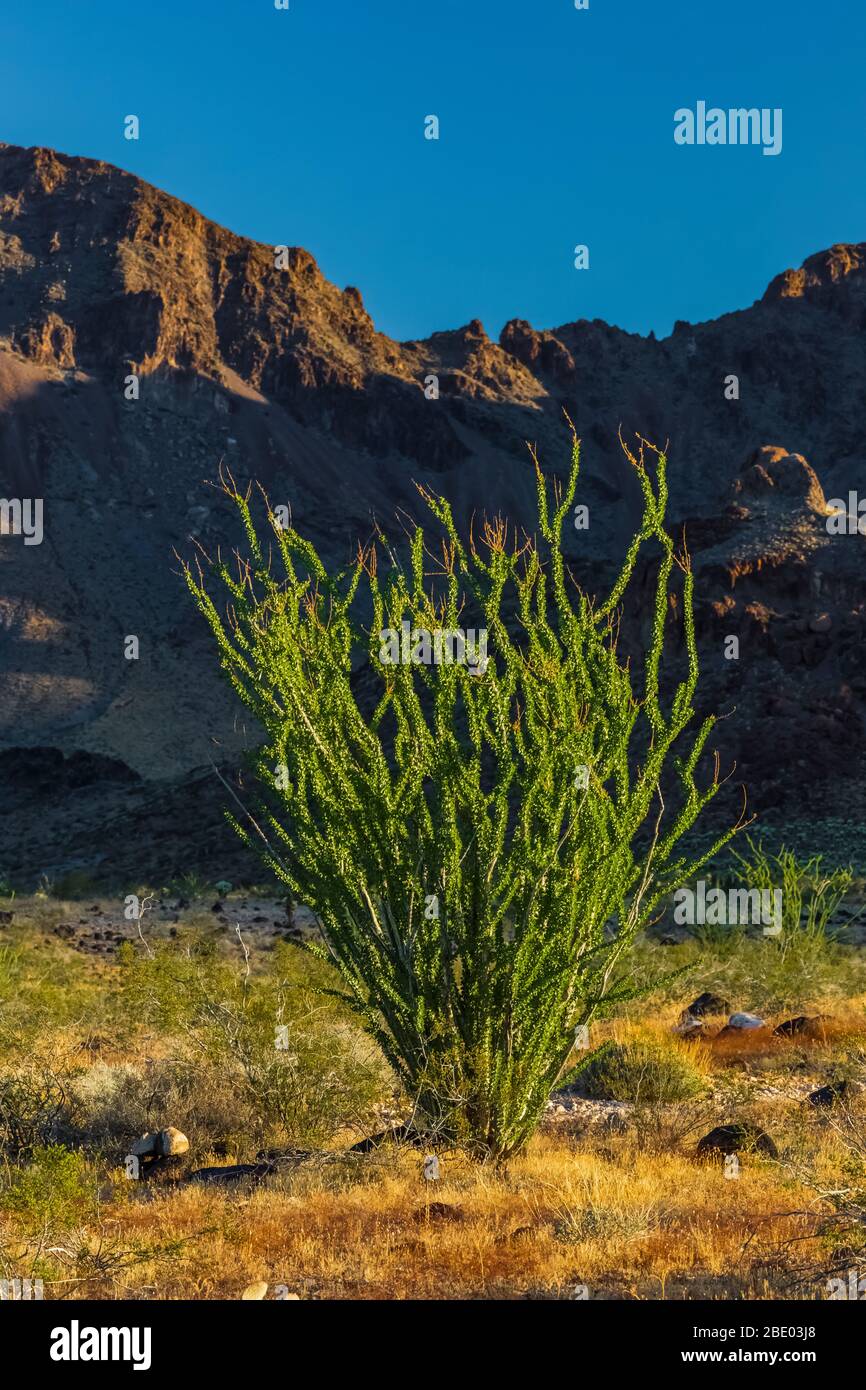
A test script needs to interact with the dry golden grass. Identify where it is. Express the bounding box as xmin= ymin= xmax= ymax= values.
xmin=1 ymin=894 xmax=864 ymax=1301
xmin=0 ymin=1130 xmax=836 ymax=1301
